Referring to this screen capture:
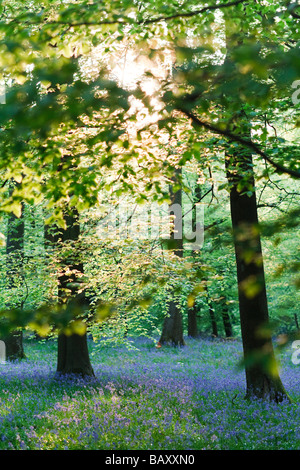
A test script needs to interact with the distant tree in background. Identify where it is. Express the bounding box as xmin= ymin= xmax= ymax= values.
xmin=159 ymin=167 xmax=184 ymax=346
xmin=5 ymin=183 xmax=26 ymax=360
